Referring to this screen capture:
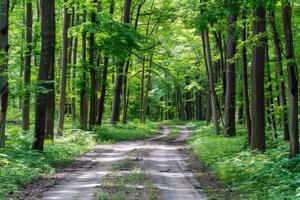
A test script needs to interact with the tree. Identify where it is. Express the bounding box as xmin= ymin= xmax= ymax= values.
xmin=224 ymin=0 xmax=238 ymax=137
xmin=250 ymin=3 xmax=266 ymax=151
xmin=32 ymin=0 xmax=55 ymax=150
xmin=110 ymin=0 xmax=132 ymax=124
xmin=80 ymin=10 xmax=88 ymax=130
xmin=282 ymin=1 xmax=299 ymax=157
xmin=22 ymin=0 xmax=32 ymax=132
xmin=57 ymin=1 xmax=70 ymax=135
xmin=0 ymin=0 xmax=9 ymax=148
